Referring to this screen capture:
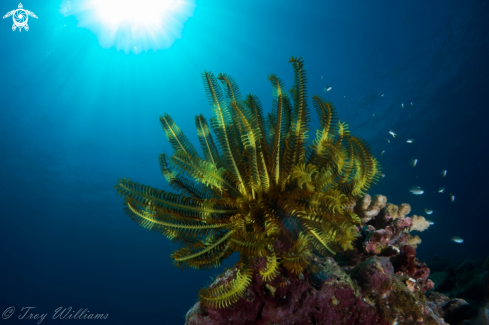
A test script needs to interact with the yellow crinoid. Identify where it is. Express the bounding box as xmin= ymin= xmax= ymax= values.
xmin=114 ymin=57 xmax=381 ymax=308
